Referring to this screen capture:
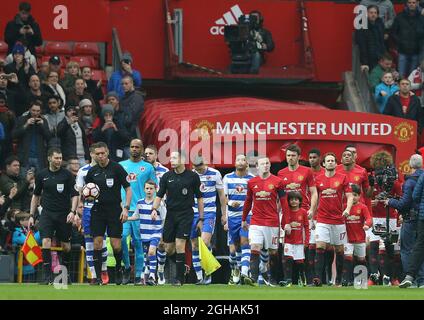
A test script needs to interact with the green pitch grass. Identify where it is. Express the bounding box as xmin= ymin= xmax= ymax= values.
xmin=0 ymin=283 xmax=423 ymax=300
